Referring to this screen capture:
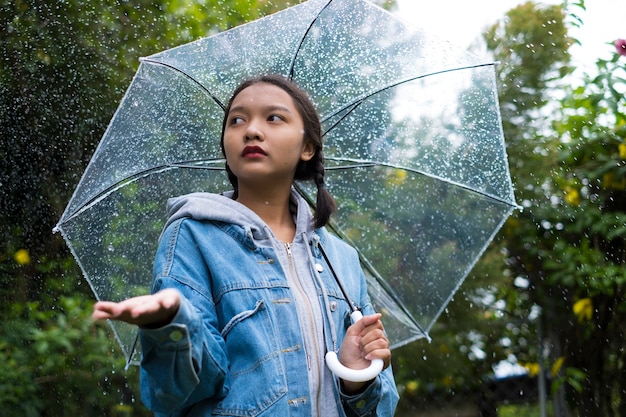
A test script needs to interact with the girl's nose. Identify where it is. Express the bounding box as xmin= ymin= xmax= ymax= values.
xmin=244 ymin=120 xmax=263 ymax=142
